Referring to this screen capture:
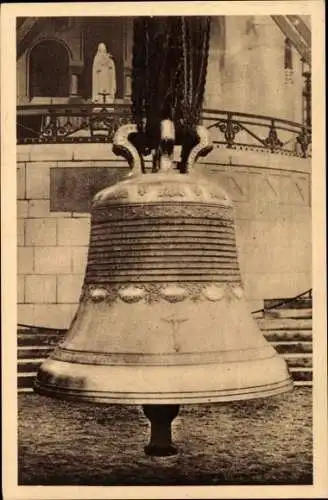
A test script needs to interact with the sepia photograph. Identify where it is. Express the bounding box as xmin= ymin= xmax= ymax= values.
xmin=1 ymin=1 xmax=327 ymax=499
